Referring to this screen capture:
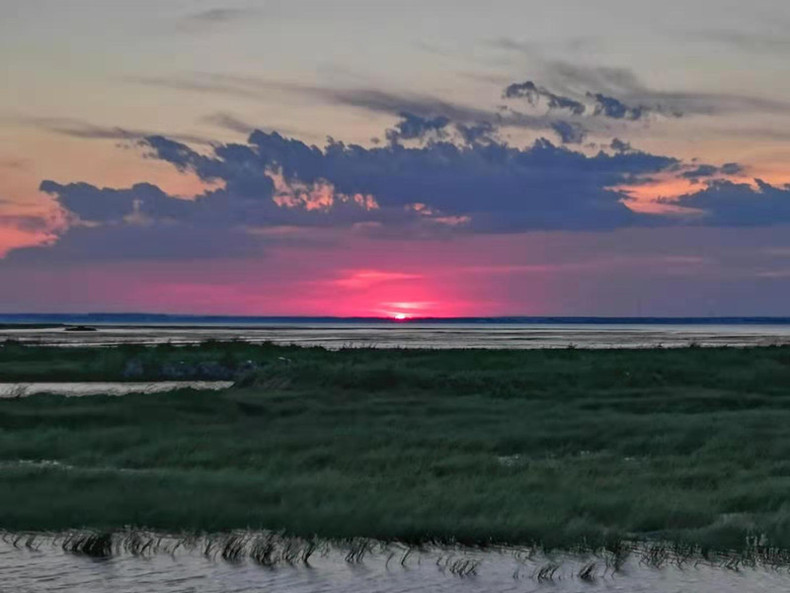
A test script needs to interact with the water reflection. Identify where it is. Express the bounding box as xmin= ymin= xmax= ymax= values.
xmin=1 ymin=536 xmax=787 ymax=593
xmin=0 ymin=382 xmax=233 ymax=398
